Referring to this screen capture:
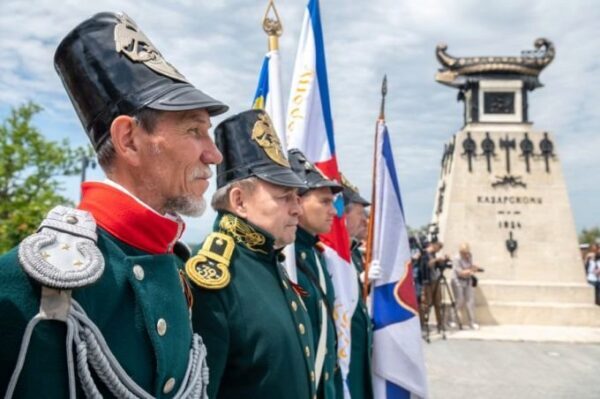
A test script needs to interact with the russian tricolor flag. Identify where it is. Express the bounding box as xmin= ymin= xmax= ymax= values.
xmin=371 ymin=121 xmax=428 ymax=399
xmin=286 ymin=0 xmax=358 ymax=397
